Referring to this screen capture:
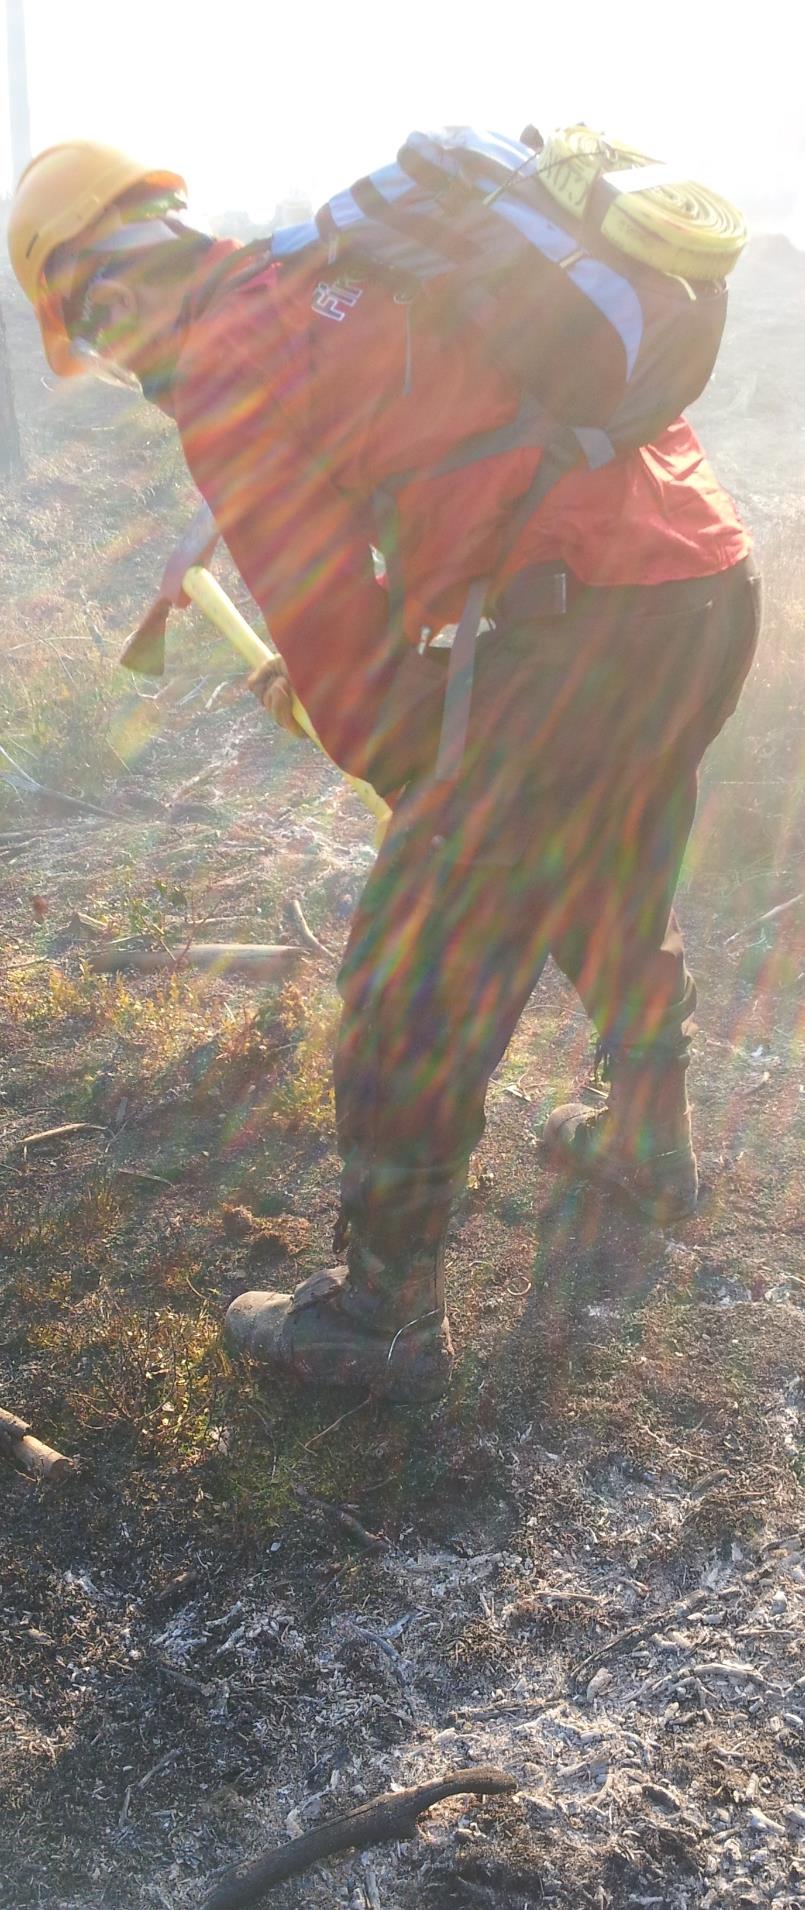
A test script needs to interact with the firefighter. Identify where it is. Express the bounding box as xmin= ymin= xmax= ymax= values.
xmin=8 ymin=142 xmax=760 ymax=1402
